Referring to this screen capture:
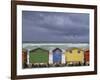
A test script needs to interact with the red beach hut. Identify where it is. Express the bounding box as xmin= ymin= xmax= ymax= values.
xmin=84 ymin=49 xmax=89 ymax=65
